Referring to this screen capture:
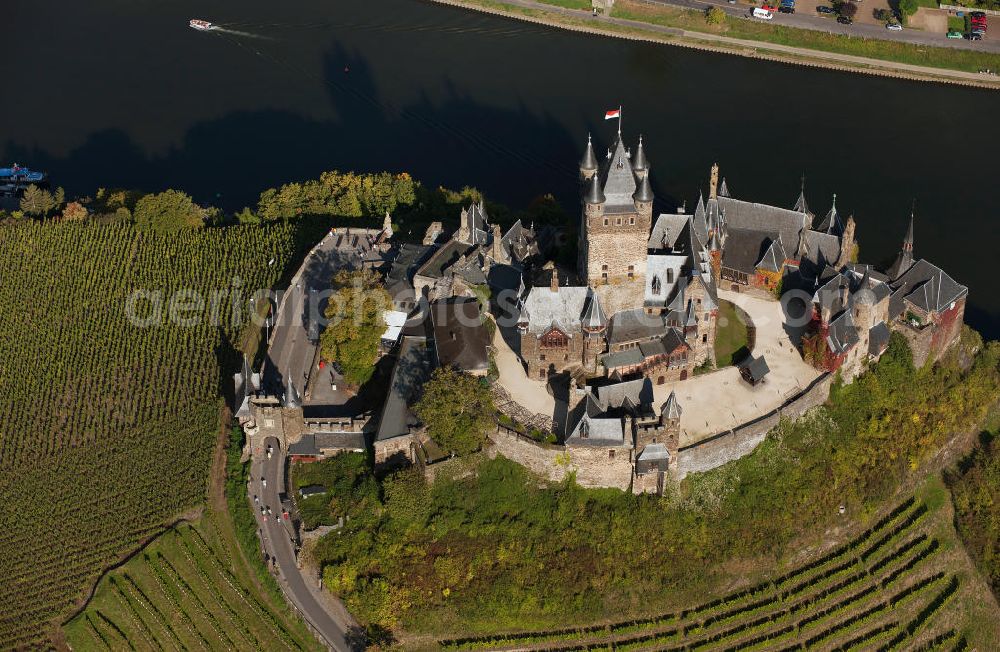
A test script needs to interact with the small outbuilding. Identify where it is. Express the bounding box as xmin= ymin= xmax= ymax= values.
xmin=740 ymin=355 xmax=770 ymax=386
